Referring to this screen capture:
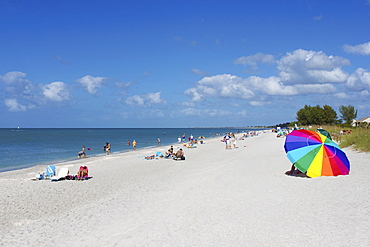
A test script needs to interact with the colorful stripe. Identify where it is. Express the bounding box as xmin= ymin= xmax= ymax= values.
xmin=284 ymin=129 xmax=350 ymax=178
